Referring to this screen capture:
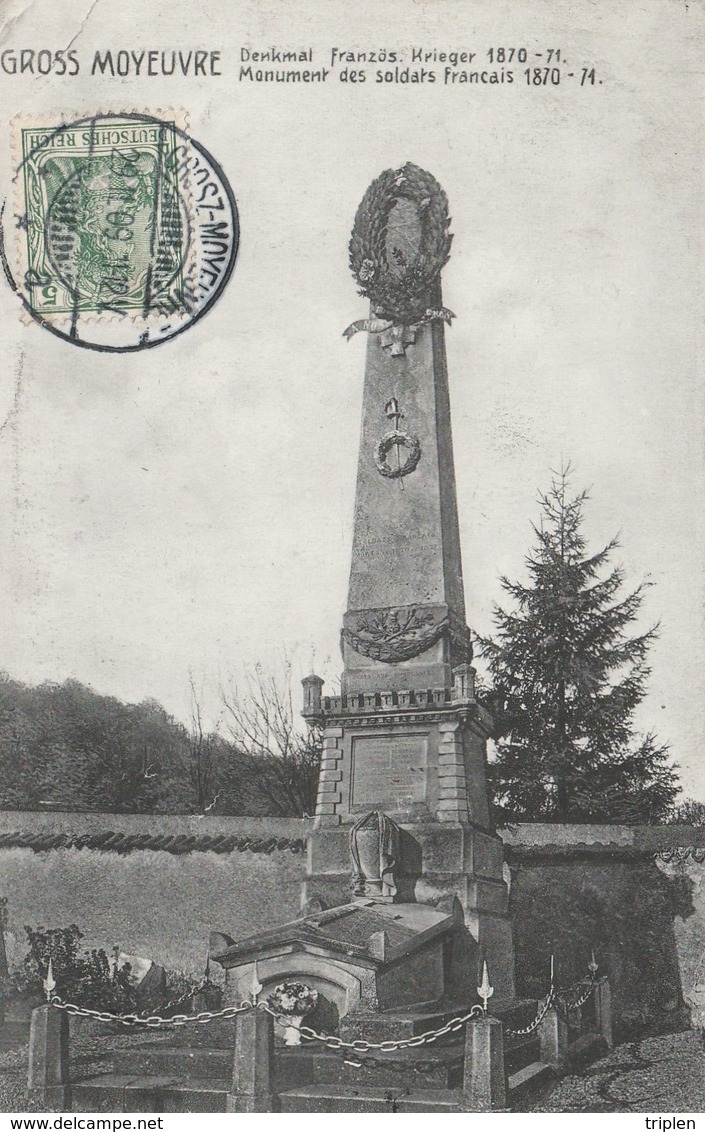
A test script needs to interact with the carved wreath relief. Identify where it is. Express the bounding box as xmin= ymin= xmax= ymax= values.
xmin=342 ymin=606 xmax=448 ymax=663
xmin=374 ymin=397 xmax=421 ymax=480
xmin=344 ymin=162 xmax=455 ymax=357
xmin=342 ymin=604 xmax=474 ymax=665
